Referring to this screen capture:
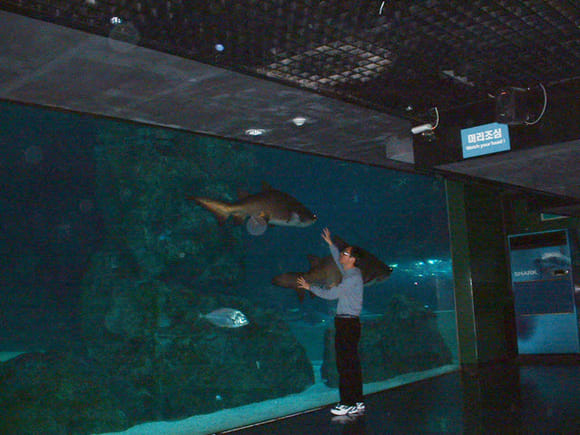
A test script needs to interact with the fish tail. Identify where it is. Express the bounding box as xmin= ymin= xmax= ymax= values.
xmin=295 ymin=287 xmax=306 ymax=303
xmin=190 ymin=196 xmax=233 ymax=225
